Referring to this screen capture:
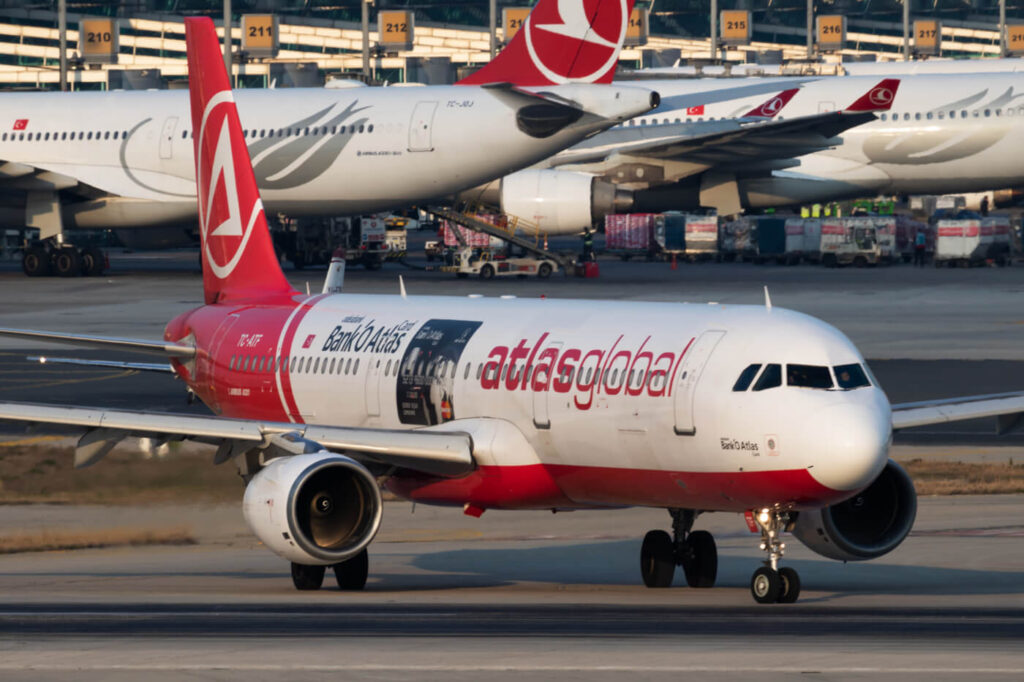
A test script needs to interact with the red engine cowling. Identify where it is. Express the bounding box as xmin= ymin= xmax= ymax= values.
xmin=792 ymin=459 xmax=917 ymax=561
